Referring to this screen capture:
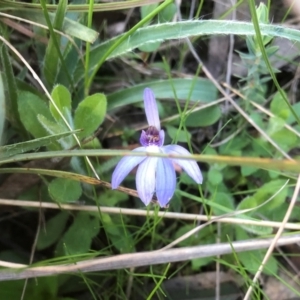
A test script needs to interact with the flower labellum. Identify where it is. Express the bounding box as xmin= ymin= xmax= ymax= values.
xmin=112 ymin=87 xmax=203 ymax=207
